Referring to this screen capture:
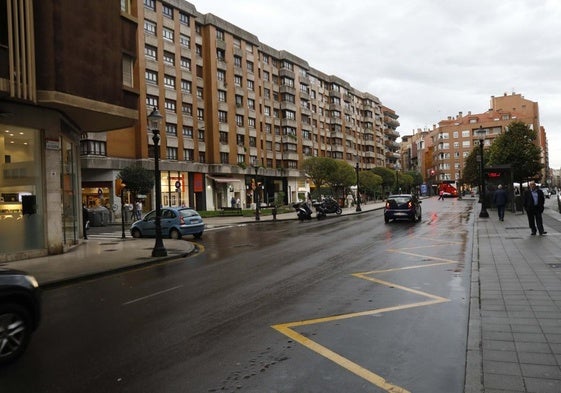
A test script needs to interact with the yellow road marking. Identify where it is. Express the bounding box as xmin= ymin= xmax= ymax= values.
xmin=271 ymin=250 xmax=458 ymax=392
